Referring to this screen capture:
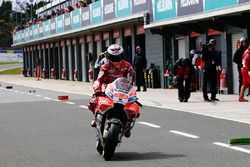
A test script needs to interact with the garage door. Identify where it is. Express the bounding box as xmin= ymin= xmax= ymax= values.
xmin=232 ymin=33 xmax=243 ymax=94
